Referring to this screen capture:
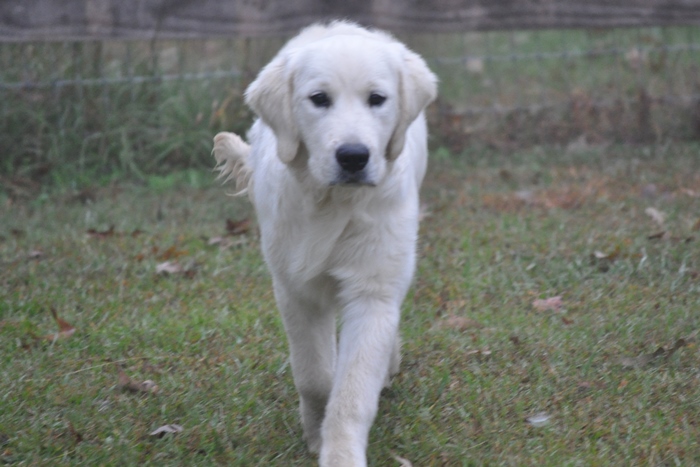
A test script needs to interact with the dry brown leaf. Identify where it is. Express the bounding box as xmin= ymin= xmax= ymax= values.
xmin=532 ymin=296 xmax=564 ymax=312
xmin=590 ymin=246 xmax=622 ymax=272
xmin=86 ymin=225 xmax=115 ymax=238
xmin=158 ymin=245 xmax=188 ymax=261
xmin=693 ymin=218 xmax=700 ymax=231
xmin=226 ymin=218 xmax=251 ymax=236
xmin=150 ymin=424 xmax=183 ymax=438
xmin=117 ymin=367 xmax=159 ymax=394
xmin=647 ymin=231 xmax=667 ymax=240
xmin=441 ymin=315 xmax=484 ymax=331
xmin=207 ymin=236 xmax=246 ymax=249
xmin=39 ymin=308 xmax=76 ymax=342
xmin=67 ymin=421 xmax=83 ymax=444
